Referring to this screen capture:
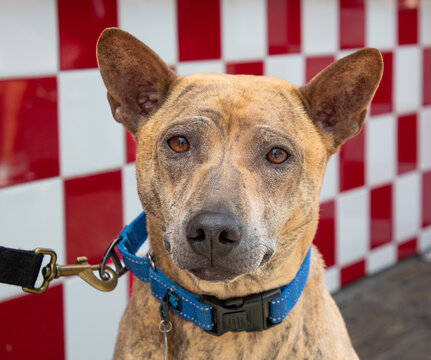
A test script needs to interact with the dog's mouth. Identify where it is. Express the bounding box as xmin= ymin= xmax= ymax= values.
xmin=187 ymin=251 xmax=273 ymax=282
xmin=188 ymin=267 xmax=239 ymax=282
